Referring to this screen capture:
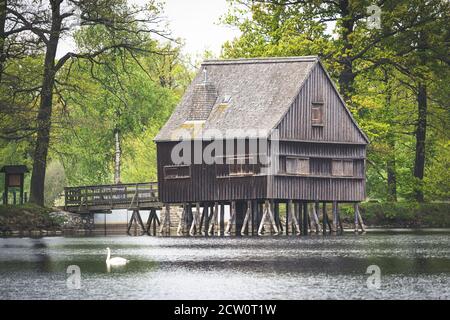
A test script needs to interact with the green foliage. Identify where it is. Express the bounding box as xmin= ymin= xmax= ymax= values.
xmin=221 ymin=0 xmax=450 ymax=202
xmin=44 ymin=161 xmax=66 ymax=207
xmin=340 ymin=202 xmax=450 ymax=227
